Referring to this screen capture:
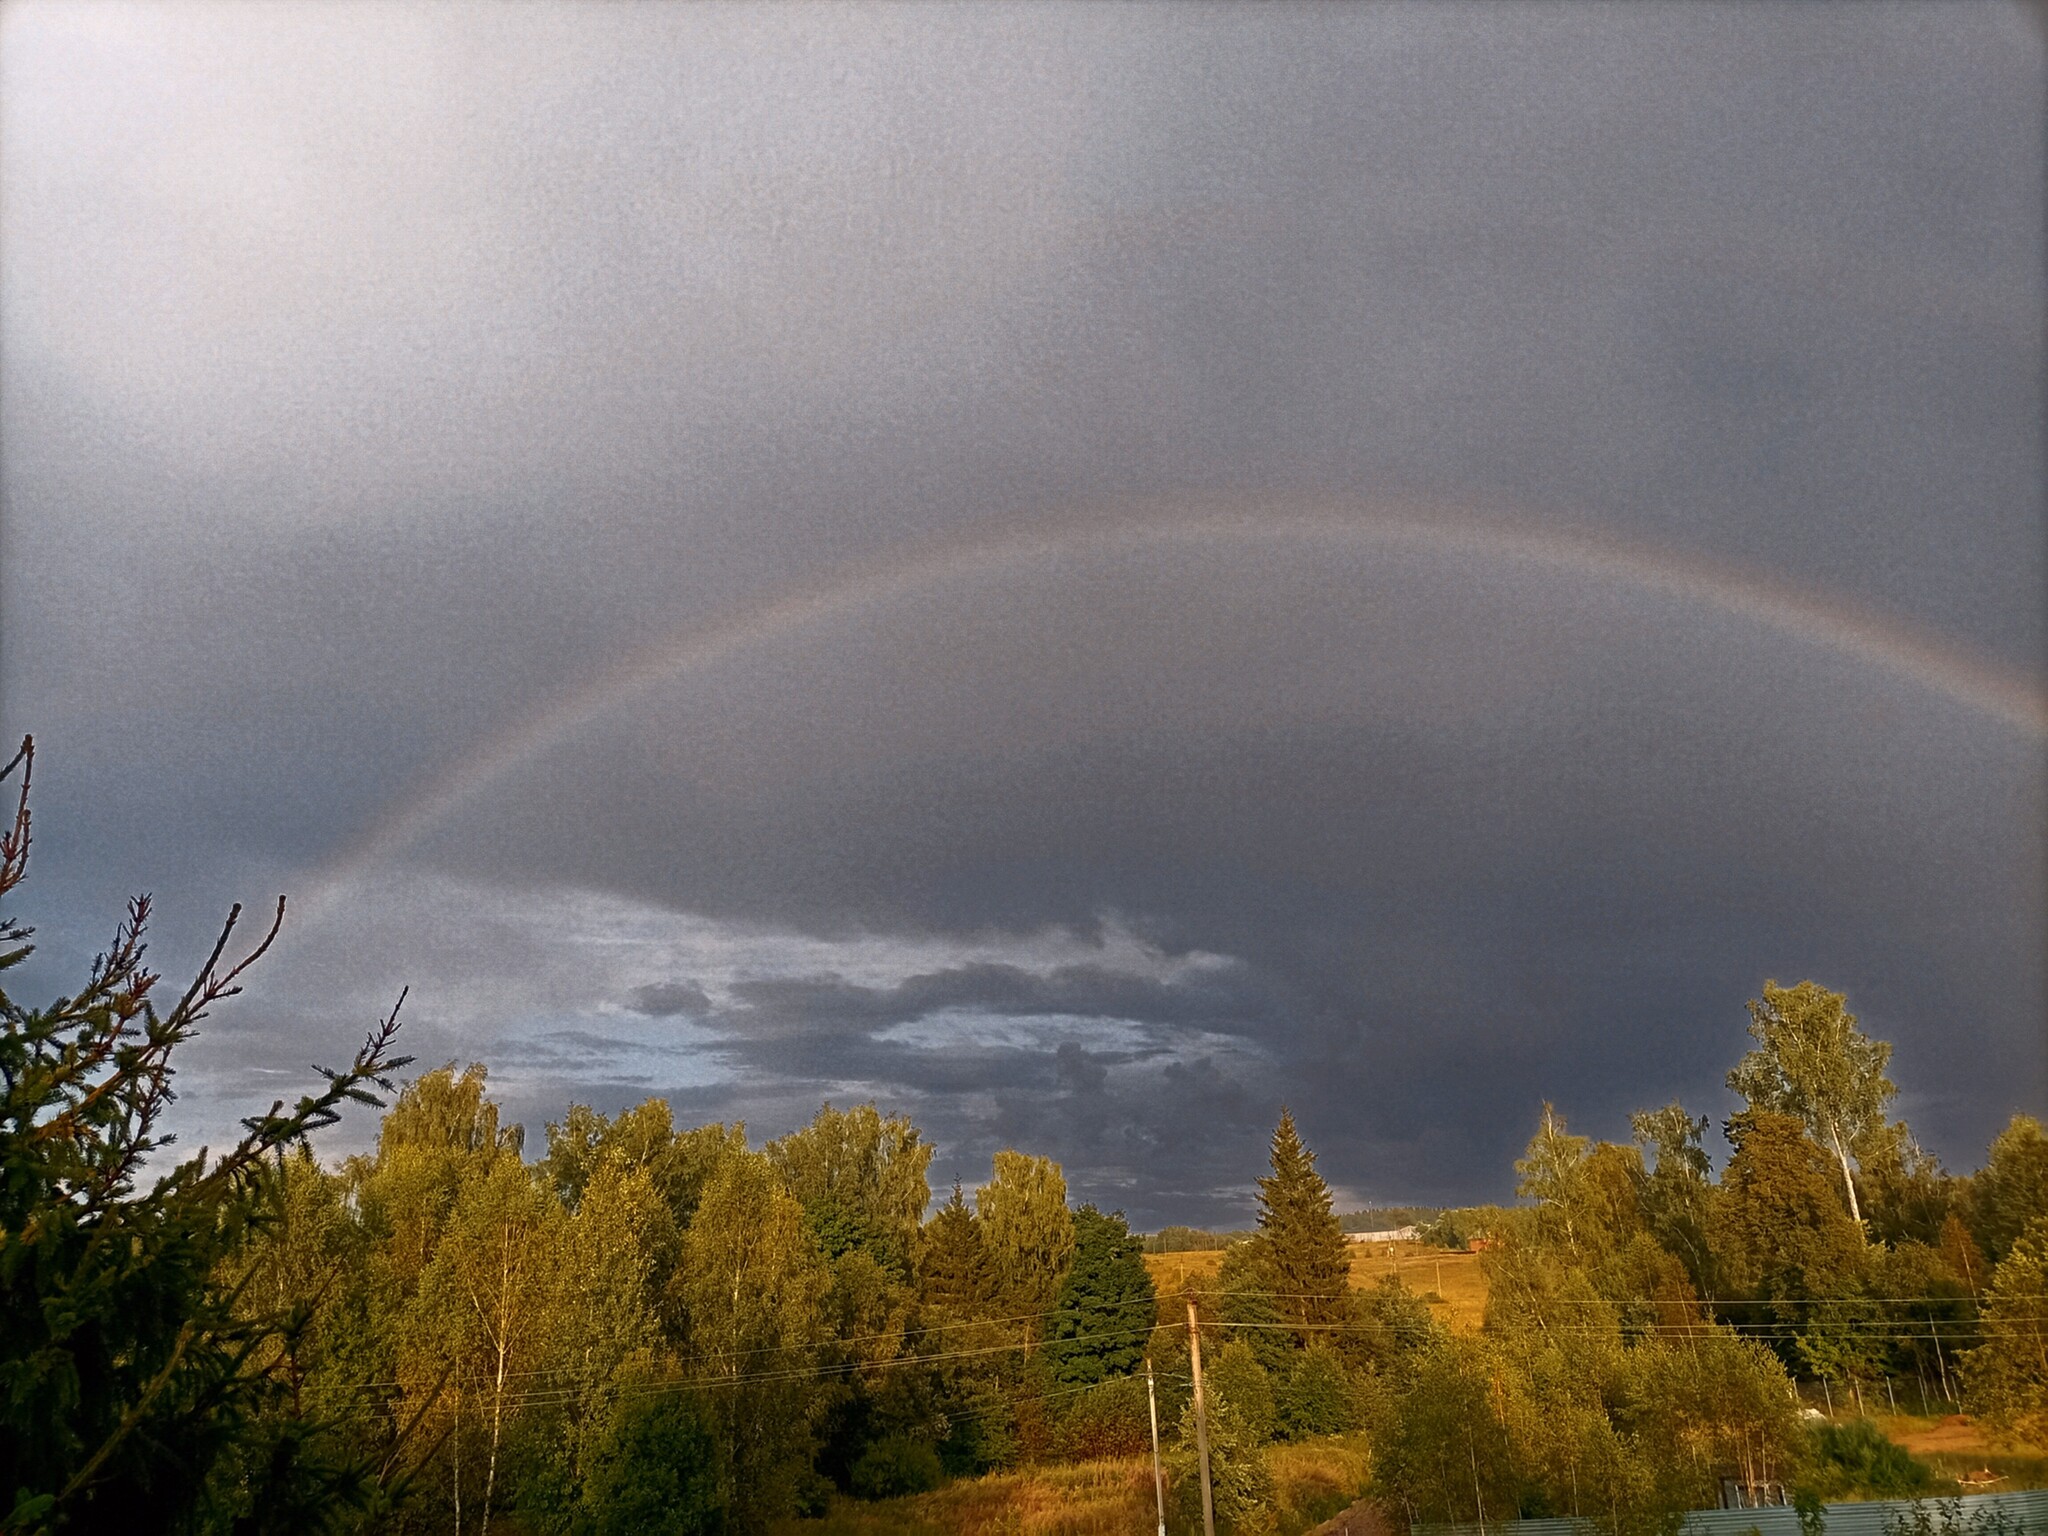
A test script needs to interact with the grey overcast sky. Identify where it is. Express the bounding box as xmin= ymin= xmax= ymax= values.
xmin=3 ymin=2 xmax=2042 ymax=1225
